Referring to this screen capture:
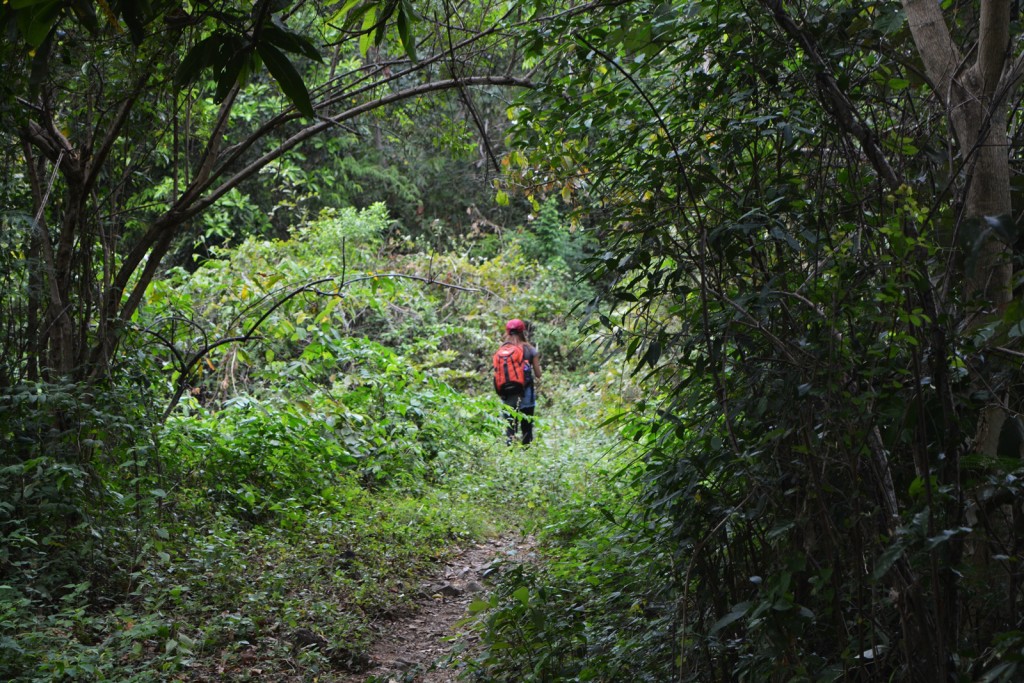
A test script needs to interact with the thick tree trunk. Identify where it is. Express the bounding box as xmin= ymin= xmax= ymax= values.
xmin=905 ymin=0 xmax=1015 ymax=312
xmin=958 ymin=103 xmax=1013 ymax=311
xmin=903 ymin=0 xmax=1019 ymax=676
xmin=905 ymin=0 xmax=1015 ymax=481
xmin=963 ymin=111 xmax=1013 ymax=467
